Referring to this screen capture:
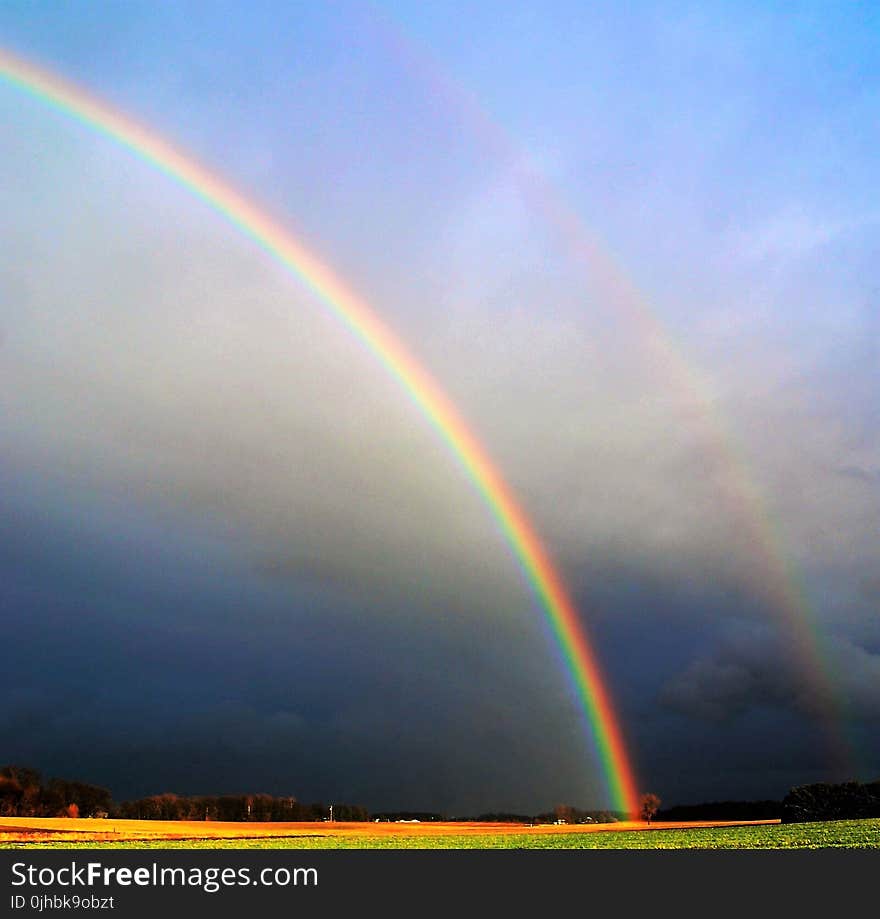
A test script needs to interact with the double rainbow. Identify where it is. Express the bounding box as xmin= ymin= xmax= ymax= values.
xmin=0 ymin=48 xmax=641 ymax=816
